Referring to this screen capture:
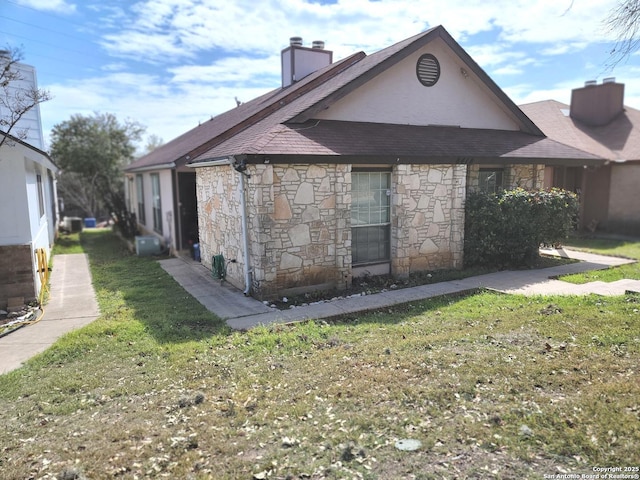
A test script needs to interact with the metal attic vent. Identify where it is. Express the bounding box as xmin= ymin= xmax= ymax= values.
xmin=416 ymin=53 xmax=440 ymax=87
